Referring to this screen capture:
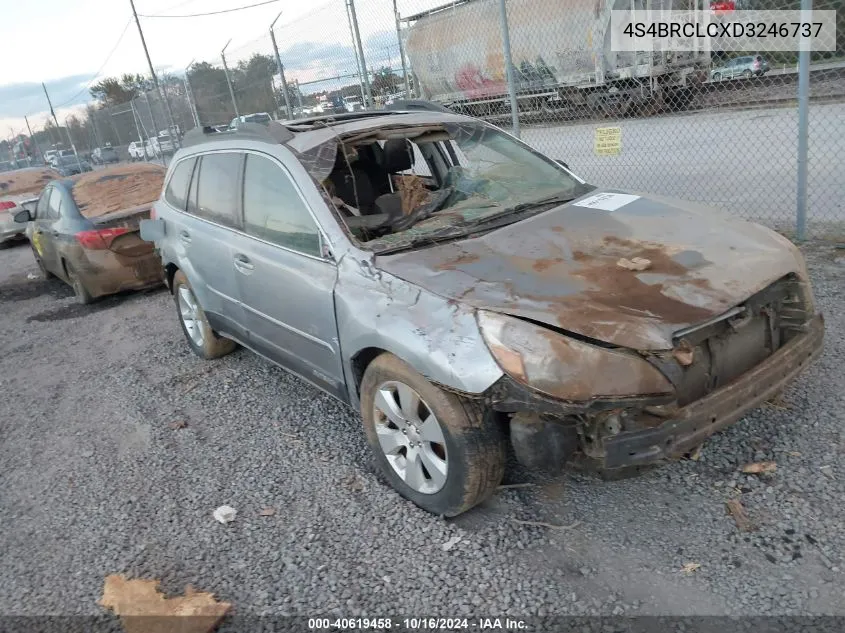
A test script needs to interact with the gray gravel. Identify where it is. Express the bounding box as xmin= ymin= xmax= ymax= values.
xmin=0 ymin=240 xmax=843 ymax=625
